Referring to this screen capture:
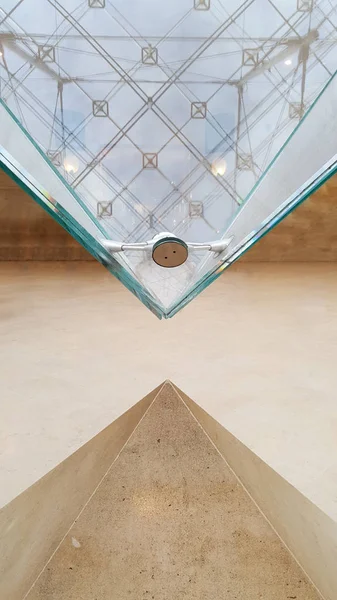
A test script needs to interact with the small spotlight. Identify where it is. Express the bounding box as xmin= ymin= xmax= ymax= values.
xmin=211 ymin=158 xmax=227 ymax=177
xmin=63 ymin=155 xmax=79 ymax=175
xmin=284 ymin=59 xmax=292 ymax=66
